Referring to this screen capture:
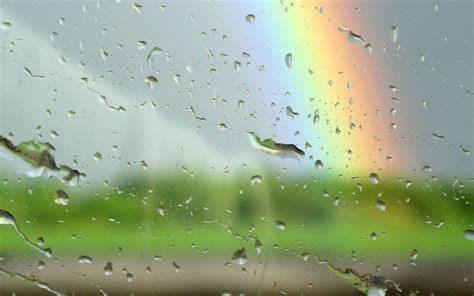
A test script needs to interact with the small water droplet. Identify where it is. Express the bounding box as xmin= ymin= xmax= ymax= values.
xmin=275 ymin=220 xmax=286 ymax=230
xmin=285 ymin=53 xmax=293 ymax=69
xmin=299 ymin=252 xmax=310 ymax=262
xmin=132 ymin=3 xmax=142 ymax=13
xmin=232 ymin=248 xmax=248 ymax=265
xmin=314 ymin=160 xmax=324 ymax=170
xmin=37 ymin=237 xmax=45 ymax=247
xmin=78 ymin=255 xmax=93 ymax=264
xmin=460 ymin=145 xmax=470 ymax=155
xmin=0 ymin=209 xmax=15 ymax=226
xmin=103 ymin=262 xmax=113 ymax=276
xmin=154 ymin=255 xmax=163 ymax=261
xmin=145 ymin=76 xmax=158 ymax=89
xmin=254 ymin=240 xmax=263 ymax=254
xmin=370 ymin=232 xmax=377 ymax=240
xmin=375 ymin=200 xmax=386 ymax=211
xmin=364 ymin=43 xmax=373 ymax=54
xmin=250 ymin=175 xmax=262 ymax=185
xmin=234 ymin=60 xmax=241 ymax=70
xmin=286 ymin=106 xmax=299 ymax=118
xmin=172 ymin=261 xmax=181 ymax=273
xmin=391 ymin=25 xmax=399 ymax=42
xmin=218 ymin=123 xmax=227 ymax=131
xmin=432 ymin=133 xmax=448 ymax=144
xmin=137 ymin=40 xmax=147 ymax=49
xmin=1 ymin=21 xmax=12 ymax=31
xmin=173 ymin=74 xmax=180 ymax=84
xmin=410 ymin=249 xmax=418 ymax=265
xmin=157 ymin=204 xmax=165 ymax=216
xmin=245 ymin=14 xmax=256 ymax=24
xmin=94 ymin=152 xmax=102 ymax=162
